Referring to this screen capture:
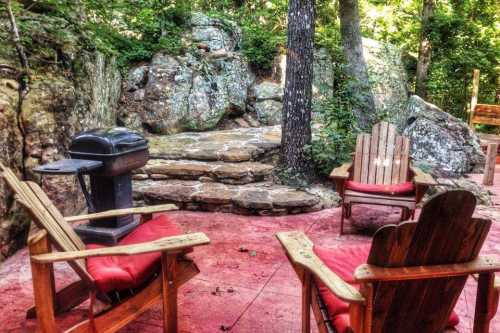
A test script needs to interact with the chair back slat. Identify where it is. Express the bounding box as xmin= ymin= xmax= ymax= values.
xmin=375 ymin=122 xmax=388 ymax=184
xmin=367 ymin=123 xmax=380 ymax=184
xmin=353 ymin=135 xmax=364 ymax=182
xmin=391 ymin=136 xmax=403 ymax=184
xmin=26 ymin=182 xmax=86 ymax=250
xmin=360 ymin=134 xmax=371 ymax=183
xmin=0 ymin=165 xmax=93 ymax=284
xmin=366 ymin=191 xmax=491 ymax=333
xmin=399 ymin=137 xmax=410 ymax=182
xmin=382 ymin=124 xmax=396 ymax=184
xmin=352 ymin=122 xmax=410 ymax=185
